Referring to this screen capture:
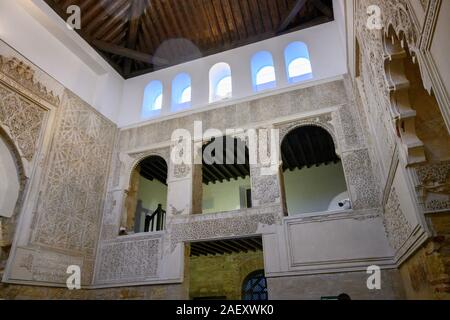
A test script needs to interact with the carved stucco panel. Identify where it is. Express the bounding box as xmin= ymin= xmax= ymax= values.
xmin=383 ymin=187 xmax=413 ymax=252
xmin=341 ymin=148 xmax=381 ymax=209
xmin=32 ymin=89 xmax=116 ymax=258
xmin=169 ymin=206 xmax=282 ymax=250
xmin=96 ymin=236 xmax=160 ymax=284
xmin=415 ymin=161 xmax=450 ymax=212
xmin=0 ymin=85 xmax=46 ymax=162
